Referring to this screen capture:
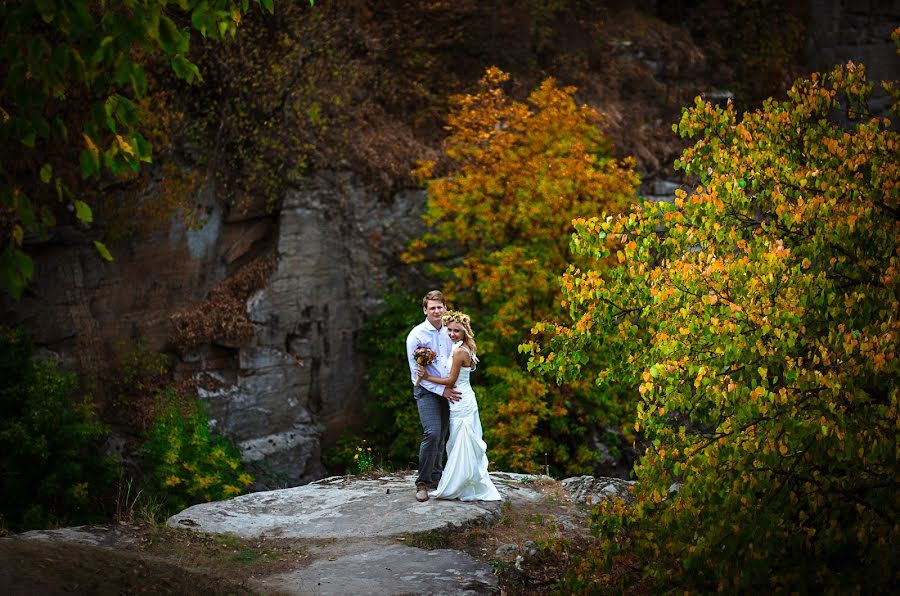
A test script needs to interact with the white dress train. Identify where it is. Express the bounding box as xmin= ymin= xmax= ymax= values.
xmin=430 ymin=343 xmax=501 ymax=501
